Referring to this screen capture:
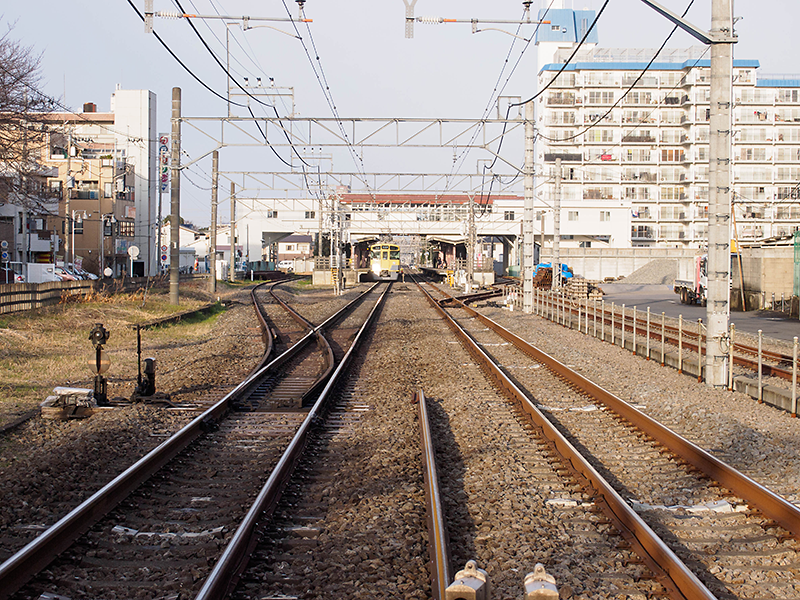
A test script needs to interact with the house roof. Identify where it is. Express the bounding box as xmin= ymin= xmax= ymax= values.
xmin=279 ymin=234 xmax=313 ymax=243
xmin=341 ymin=194 xmax=519 ymax=205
